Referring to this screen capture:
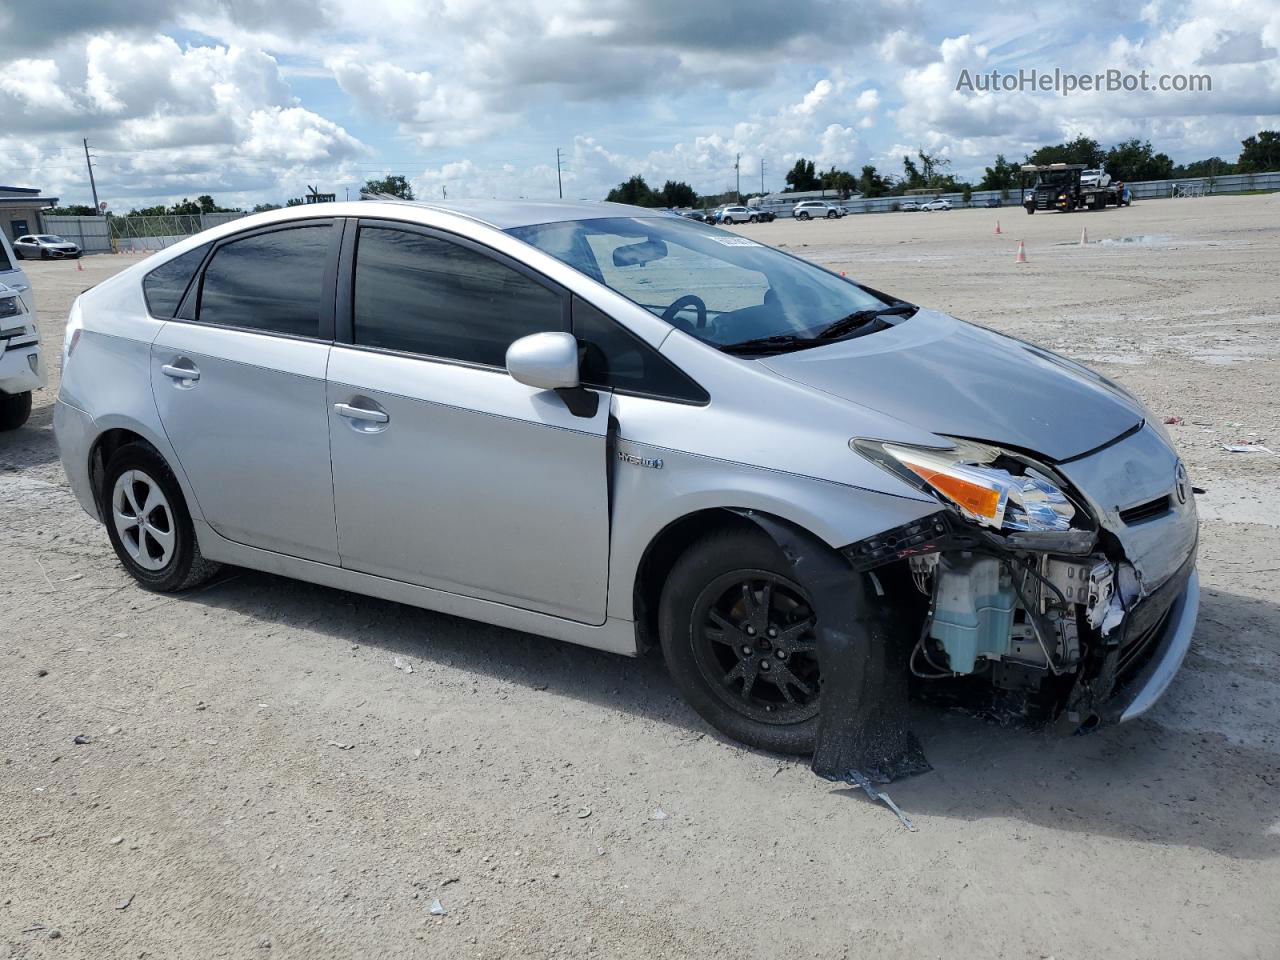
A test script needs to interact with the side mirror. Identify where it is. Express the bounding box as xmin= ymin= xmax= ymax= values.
xmin=506 ymin=331 xmax=580 ymax=391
